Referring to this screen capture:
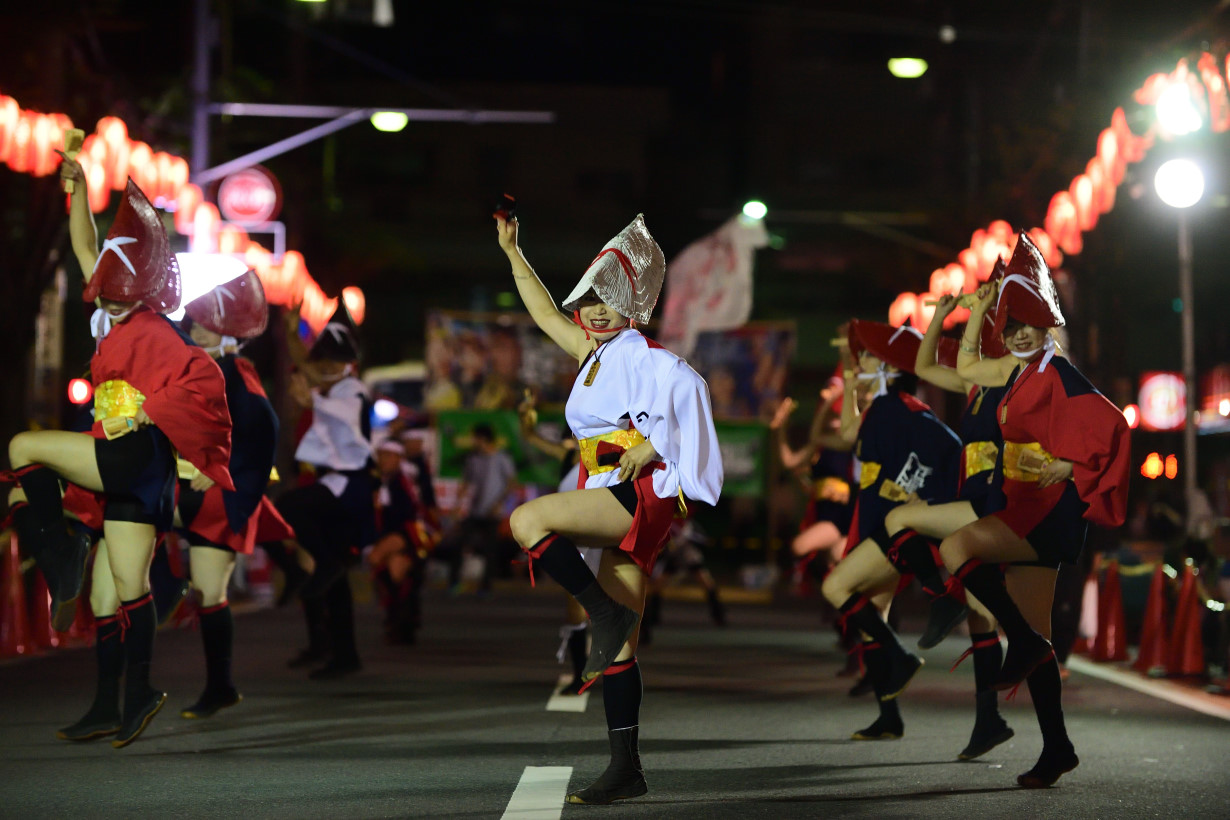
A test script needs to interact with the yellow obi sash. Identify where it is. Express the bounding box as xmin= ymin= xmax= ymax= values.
xmin=1002 ymin=441 xmax=1055 ymax=482
xmin=578 ymin=428 xmax=648 ymax=476
xmin=964 ymin=441 xmax=999 ymax=479
xmin=95 ymin=379 xmax=145 ymax=421
xmin=813 ymin=476 xmax=851 ymax=504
